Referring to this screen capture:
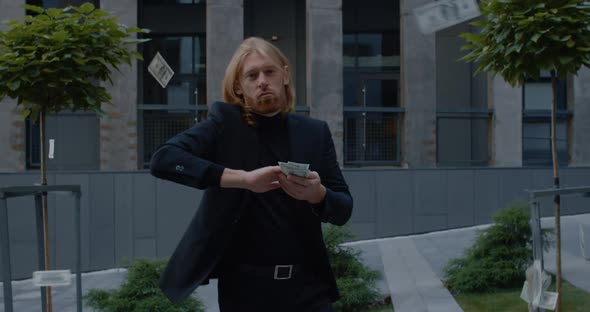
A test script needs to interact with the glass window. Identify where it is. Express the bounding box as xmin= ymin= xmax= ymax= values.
xmin=436 ymin=21 xmax=489 ymax=167
xmin=357 ymin=33 xmax=400 ymax=71
xmin=523 ymin=121 xmax=568 ymax=166
xmin=142 ymin=35 xmax=206 ymax=106
xmin=364 ymin=78 xmax=399 ymax=108
xmin=522 ymin=76 xmax=569 ymax=166
xmin=139 ymin=34 xmax=206 ymax=167
xmin=342 ymin=1 xmax=400 ymax=166
xmin=345 ymin=112 xmax=399 ymax=164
